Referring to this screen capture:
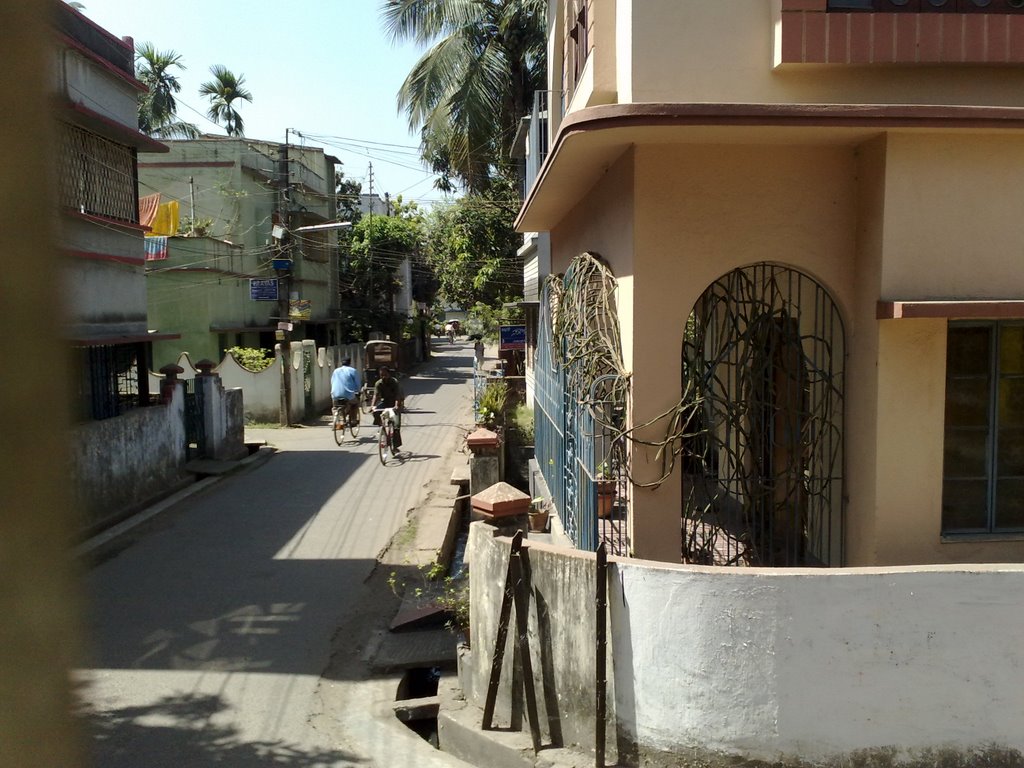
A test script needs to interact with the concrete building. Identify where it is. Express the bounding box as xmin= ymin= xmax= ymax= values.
xmin=139 ymin=137 xmax=343 ymax=366
xmin=521 ymin=0 xmax=1024 ymax=568
xmin=56 ymin=1 xmax=170 ymax=416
